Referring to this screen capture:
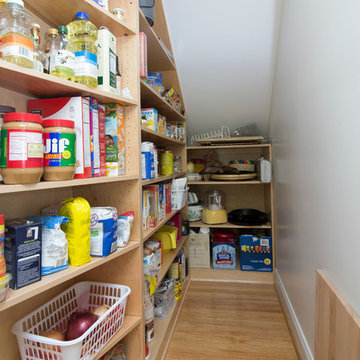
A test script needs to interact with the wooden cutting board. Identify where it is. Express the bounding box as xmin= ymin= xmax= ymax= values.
xmin=210 ymin=173 xmax=258 ymax=181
